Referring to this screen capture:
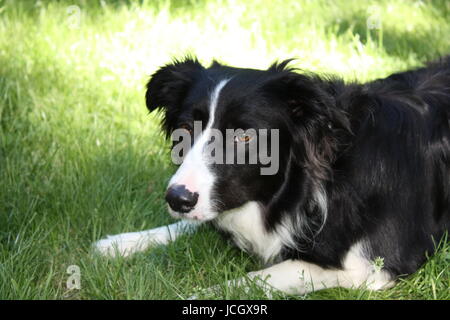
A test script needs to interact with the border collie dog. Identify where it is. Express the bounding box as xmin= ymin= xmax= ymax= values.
xmin=95 ymin=57 xmax=449 ymax=296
